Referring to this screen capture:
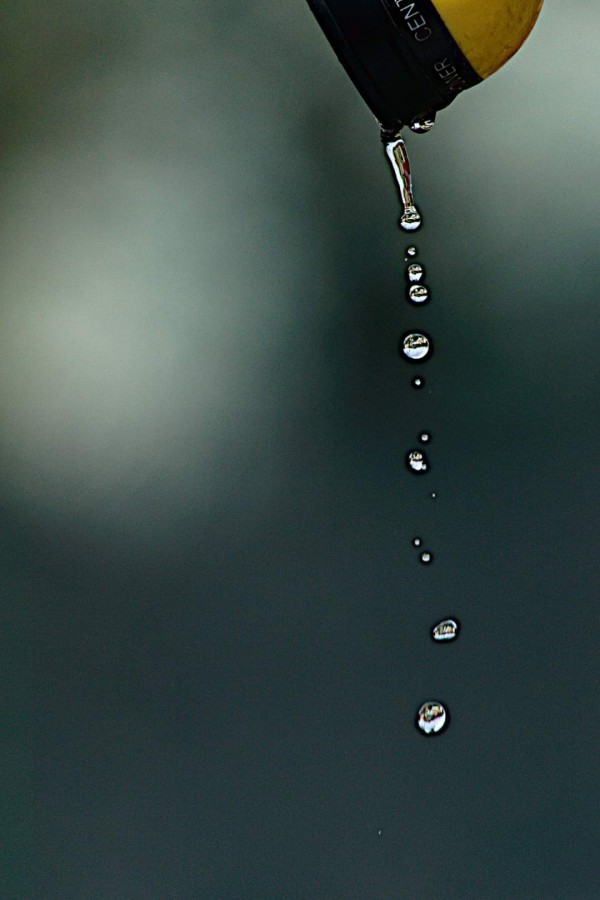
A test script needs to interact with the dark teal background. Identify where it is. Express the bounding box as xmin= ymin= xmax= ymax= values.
xmin=1 ymin=1 xmax=599 ymax=896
